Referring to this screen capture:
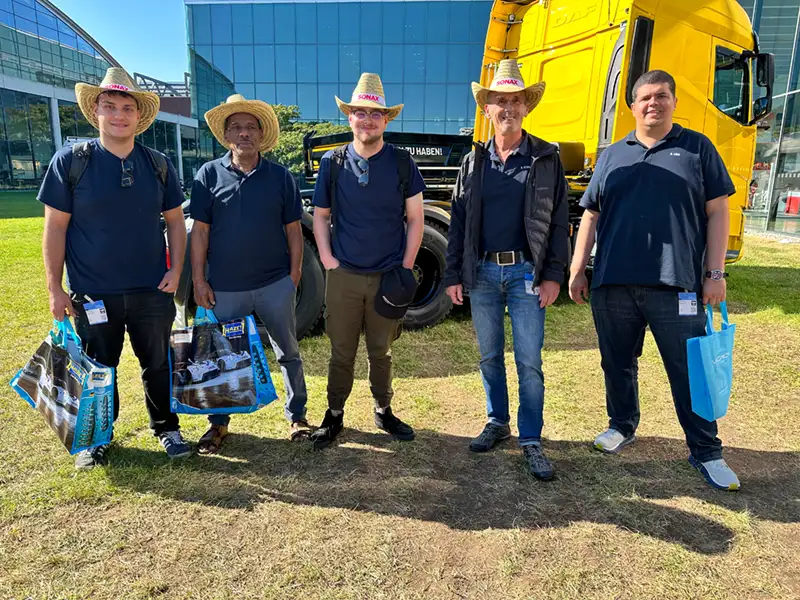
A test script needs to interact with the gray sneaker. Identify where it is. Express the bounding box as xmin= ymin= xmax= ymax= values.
xmin=469 ymin=422 xmax=511 ymax=452
xmin=522 ymin=444 xmax=555 ymax=480
xmin=593 ymin=428 xmax=636 ymax=454
xmin=74 ymin=444 xmax=109 ymax=470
